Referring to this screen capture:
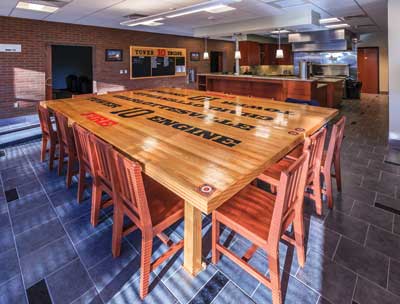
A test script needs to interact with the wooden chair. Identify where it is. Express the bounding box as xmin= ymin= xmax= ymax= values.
xmin=212 ymin=148 xmax=310 ymax=304
xmin=38 ymin=105 xmax=58 ymax=170
xmin=72 ymin=123 xmax=93 ymax=203
xmin=322 ymin=116 xmax=346 ymax=208
xmin=285 ymin=116 xmax=346 ymax=209
xmin=110 ymin=149 xmax=184 ymax=299
xmin=258 ymin=127 xmax=327 ymax=215
xmin=88 ymin=133 xmax=114 ymax=227
xmin=72 ymin=93 xmax=97 ymax=98
xmin=54 ymin=111 xmax=78 ymax=188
